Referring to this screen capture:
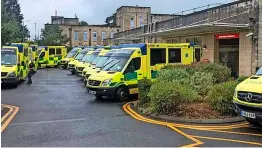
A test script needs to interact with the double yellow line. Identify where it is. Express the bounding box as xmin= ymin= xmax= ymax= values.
xmin=123 ymin=102 xmax=262 ymax=147
xmin=123 ymin=103 xmax=203 ymax=147
xmin=1 ymin=104 xmax=19 ymax=132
